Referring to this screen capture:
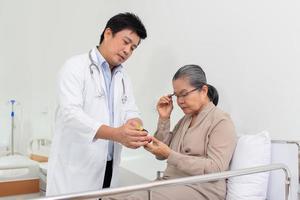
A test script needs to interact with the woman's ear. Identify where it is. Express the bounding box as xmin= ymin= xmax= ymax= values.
xmin=201 ymin=85 xmax=209 ymax=95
